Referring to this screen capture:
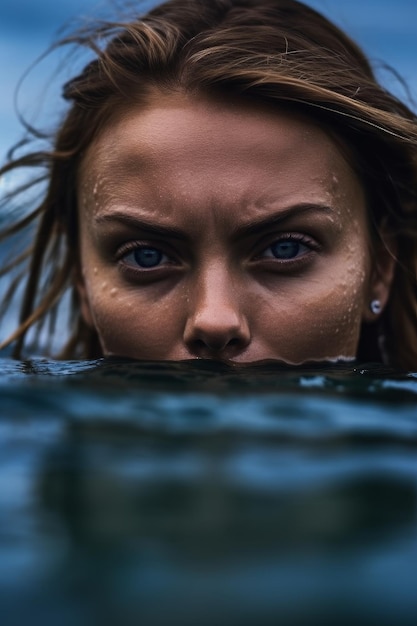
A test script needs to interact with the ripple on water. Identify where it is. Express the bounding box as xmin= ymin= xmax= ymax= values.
xmin=0 ymin=357 xmax=417 ymax=625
